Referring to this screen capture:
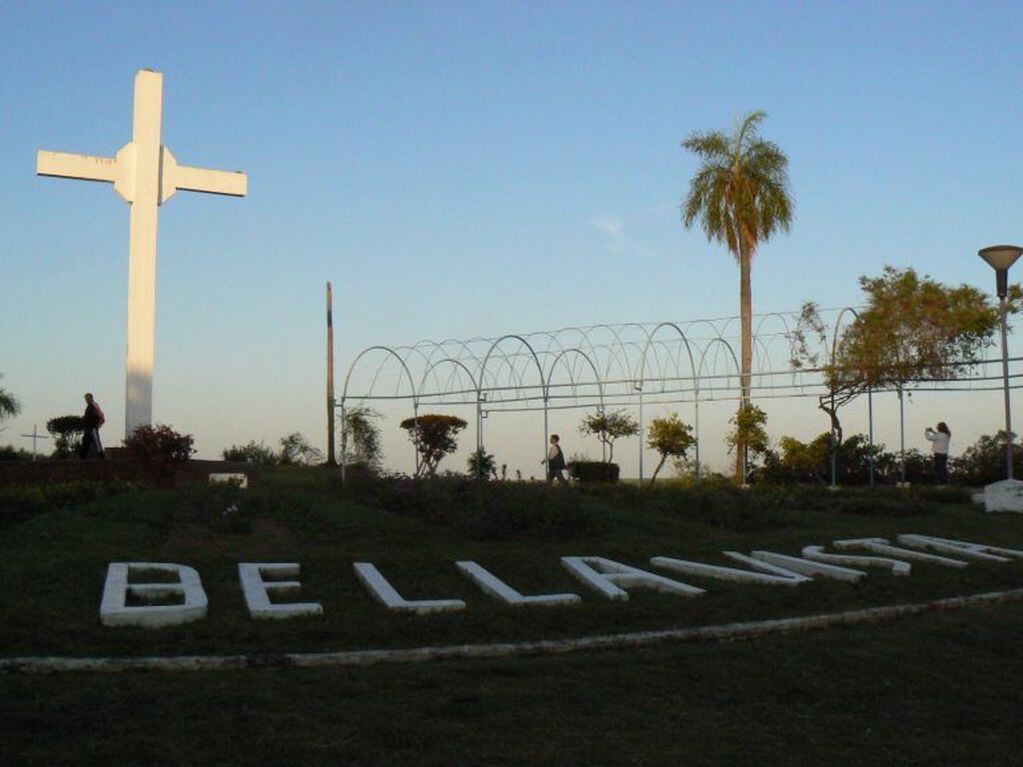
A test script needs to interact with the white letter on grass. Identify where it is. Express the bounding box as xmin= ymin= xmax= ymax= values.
xmin=561 ymin=556 xmax=704 ymax=601
xmin=896 ymin=535 xmax=1023 ymax=562
xmin=100 ymin=562 xmax=207 ymax=628
xmin=238 ymin=563 xmax=323 ymax=619
xmin=353 ymin=562 xmax=466 ymax=614
xmin=833 ymin=537 xmax=968 ymax=568
xmin=456 ymin=561 xmax=580 ymax=606
xmin=651 ymin=553 xmax=812 ymax=587
xmin=748 ymin=551 xmax=867 ymax=582
xmin=802 ymin=545 xmax=912 ymax=576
